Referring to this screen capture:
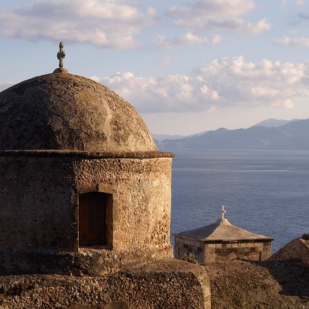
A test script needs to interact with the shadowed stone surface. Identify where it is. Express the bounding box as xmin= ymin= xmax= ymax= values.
xmin=268 ymin=236 xmax=309 ymax=268
xmin=0 ymin=73 xmax=156 ymax=152
xmin=0 ymin=260 xmax=211 ymax=309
